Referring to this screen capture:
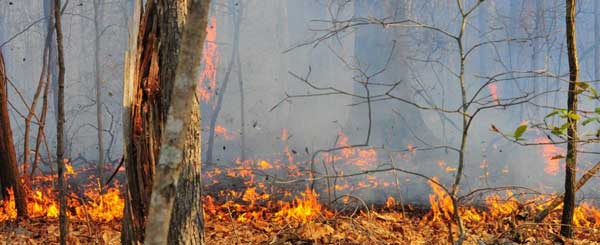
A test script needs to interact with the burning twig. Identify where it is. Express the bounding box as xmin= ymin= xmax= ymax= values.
xmin=103 ymin=157 xmax=124 ymax=191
